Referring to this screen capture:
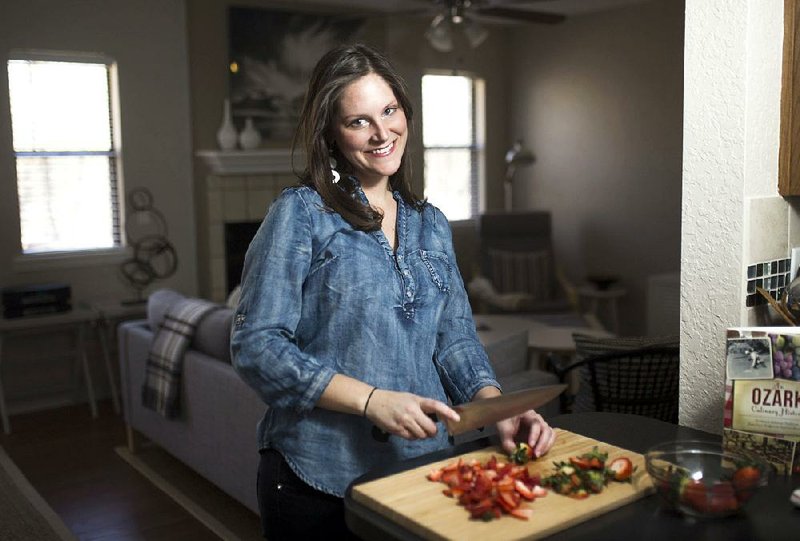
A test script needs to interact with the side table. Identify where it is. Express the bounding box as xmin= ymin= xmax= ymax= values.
xmin=0 ymin=308 xmax=99 ymax=434
xmin=577 ymin=286 xmax=626 ymax=334
xmin=90 ymin=300 xmax=147 ymax=415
